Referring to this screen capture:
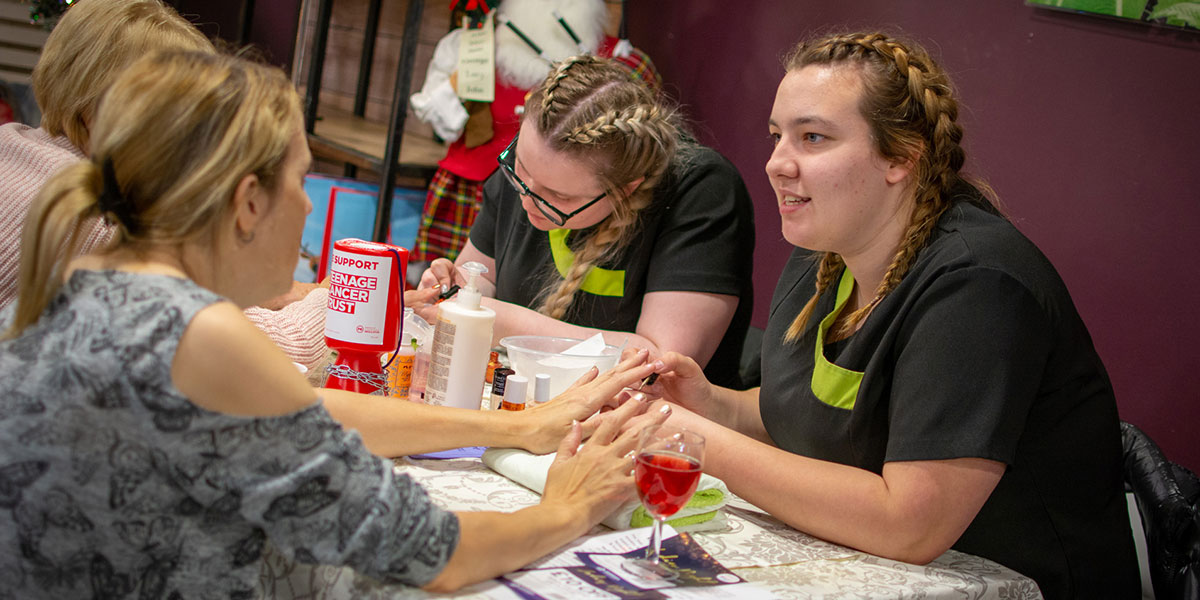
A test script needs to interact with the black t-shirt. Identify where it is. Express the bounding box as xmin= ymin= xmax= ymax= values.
xmin=759 ymin=194 xmax=1138 ymax=599
xmin=470 ymin=145 xmax=755 ymax=388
